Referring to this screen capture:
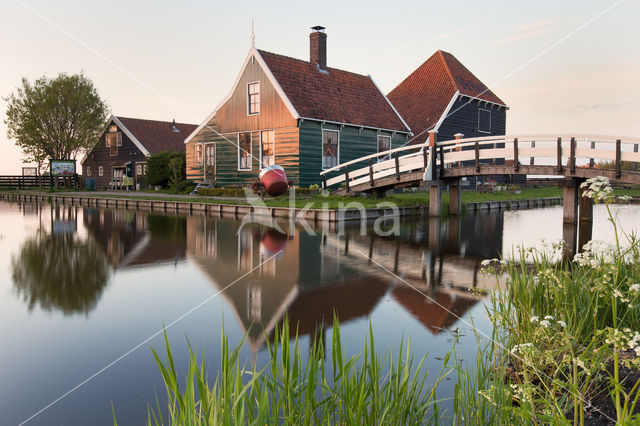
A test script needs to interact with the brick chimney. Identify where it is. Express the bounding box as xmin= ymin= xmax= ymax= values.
xmin=310 ymin=26 xmax=327 ymax=72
